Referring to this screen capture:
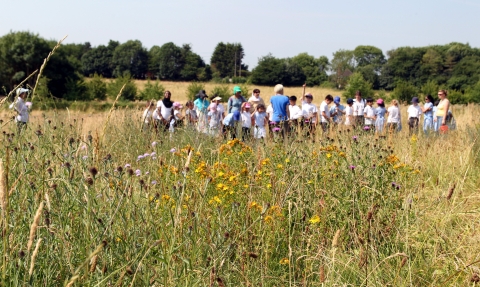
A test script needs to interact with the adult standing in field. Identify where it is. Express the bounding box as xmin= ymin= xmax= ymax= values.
xmin=270 ymin=84 xmax=290 ymax=137
xmin=248 ymin=88 xmax=265 ymax=113
xmin=422 ymin=94 xmax=434 ymax=134
xmin=386 ymin=99 xmax=401 ymax=134
xmin=9 ymin=88 xmax=30 ymax=132
xmin=194 ymin=93 xmax=210 ymax=133
xmin=227 ymin=86 xmax=247 ymax=114
xmin=434 ymin=90 xmax=450 ymax=133
xmin=352 ymin=91 xmax=366 ymax=128
xmin=155 ymin=91 xmax=174 ymax=132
